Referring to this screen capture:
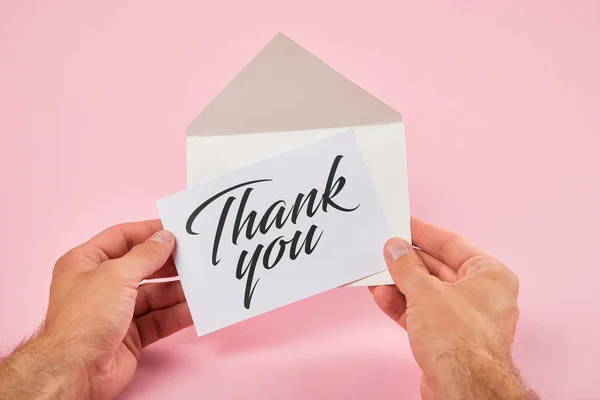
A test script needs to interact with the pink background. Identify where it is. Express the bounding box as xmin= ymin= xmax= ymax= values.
xmin=1 ymin=1 xmax=599 ymax=399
